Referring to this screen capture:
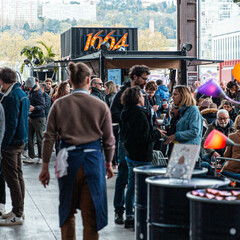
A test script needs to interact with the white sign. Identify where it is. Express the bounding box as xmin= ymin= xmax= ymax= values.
xmin=165 ymin=144 xmax=200 ymax=181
